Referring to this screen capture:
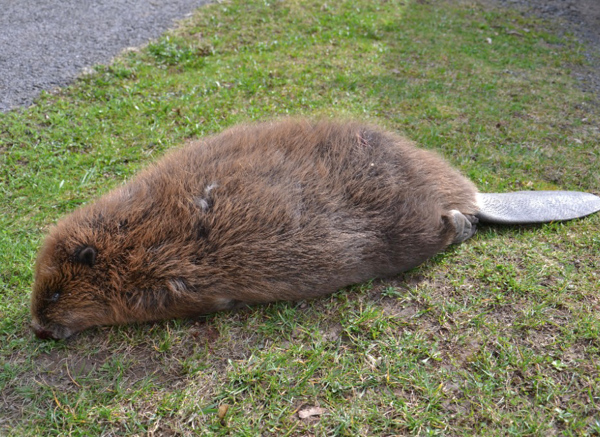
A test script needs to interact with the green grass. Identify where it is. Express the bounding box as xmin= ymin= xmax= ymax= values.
xmin=1 ymin=0 xmax=600 ymax=434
